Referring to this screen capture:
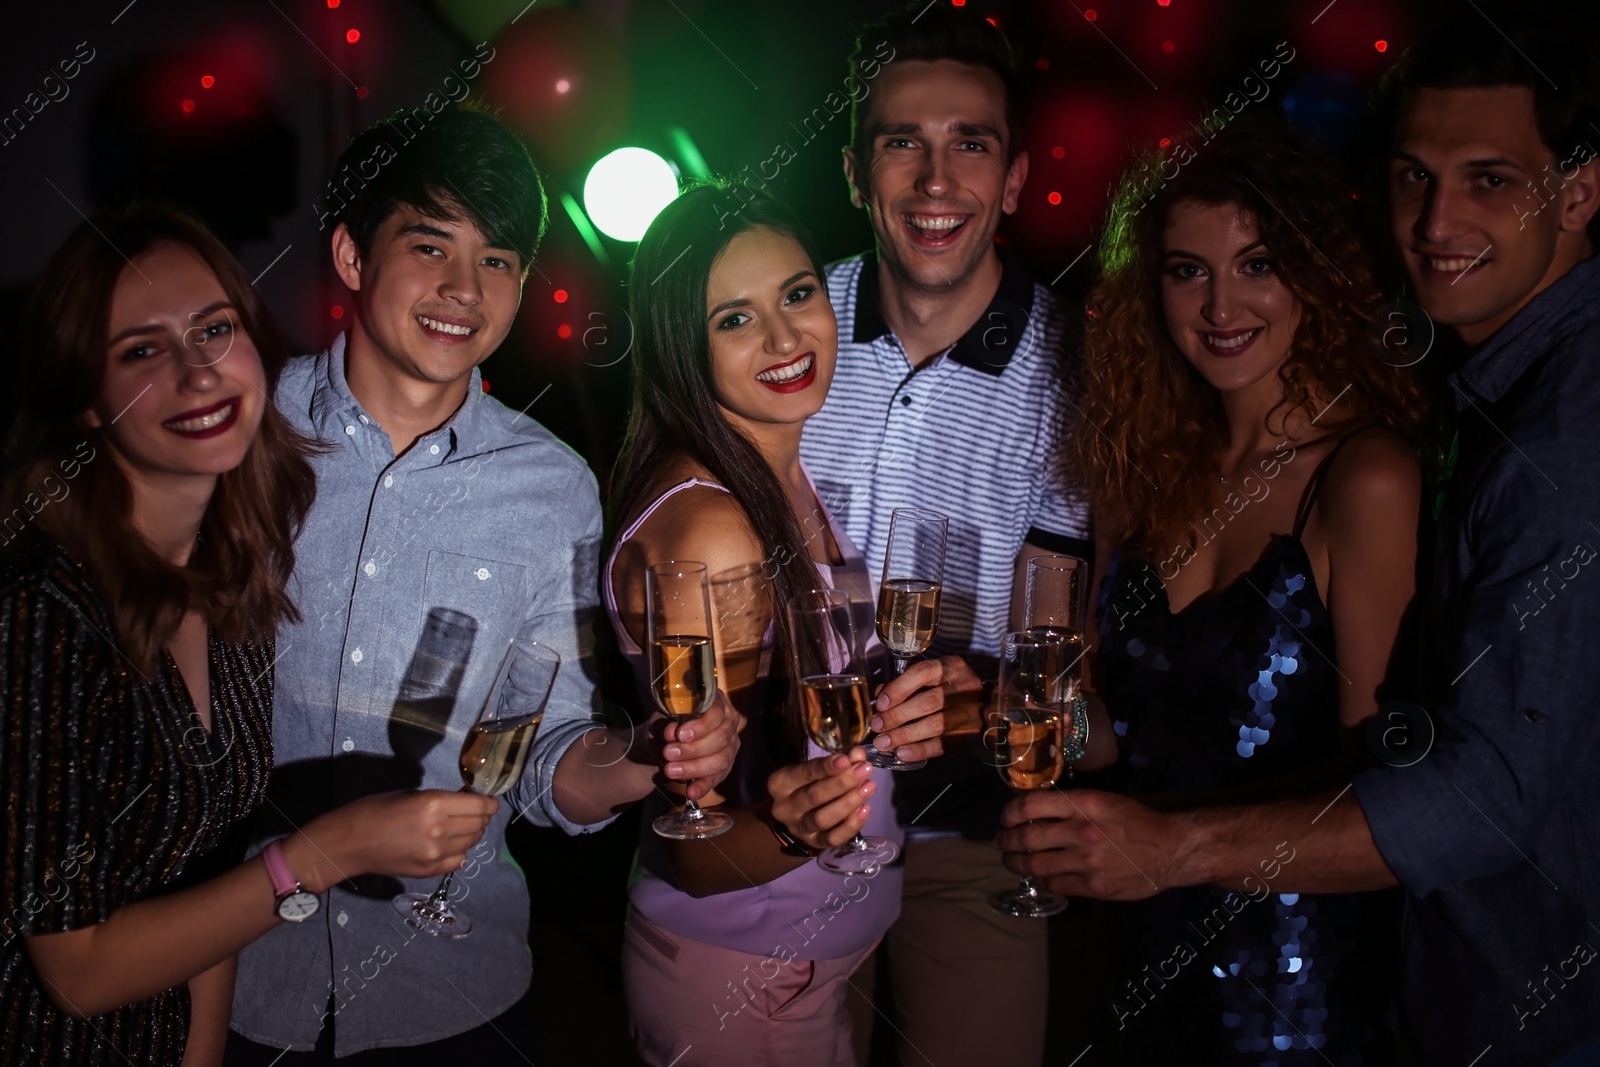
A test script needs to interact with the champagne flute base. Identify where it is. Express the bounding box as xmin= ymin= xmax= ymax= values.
xmin=817 ymin=834 xmax=898 ymax=875
xmin=987 ymin=882 xmax=1066 ymax=919
xmin=652 ymin=808 xmax=733 ymax=840
xmin=865 ymin=747 xmax=926 ymax=772
xmin=394 ymin=892 xmax=473 ymax=938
